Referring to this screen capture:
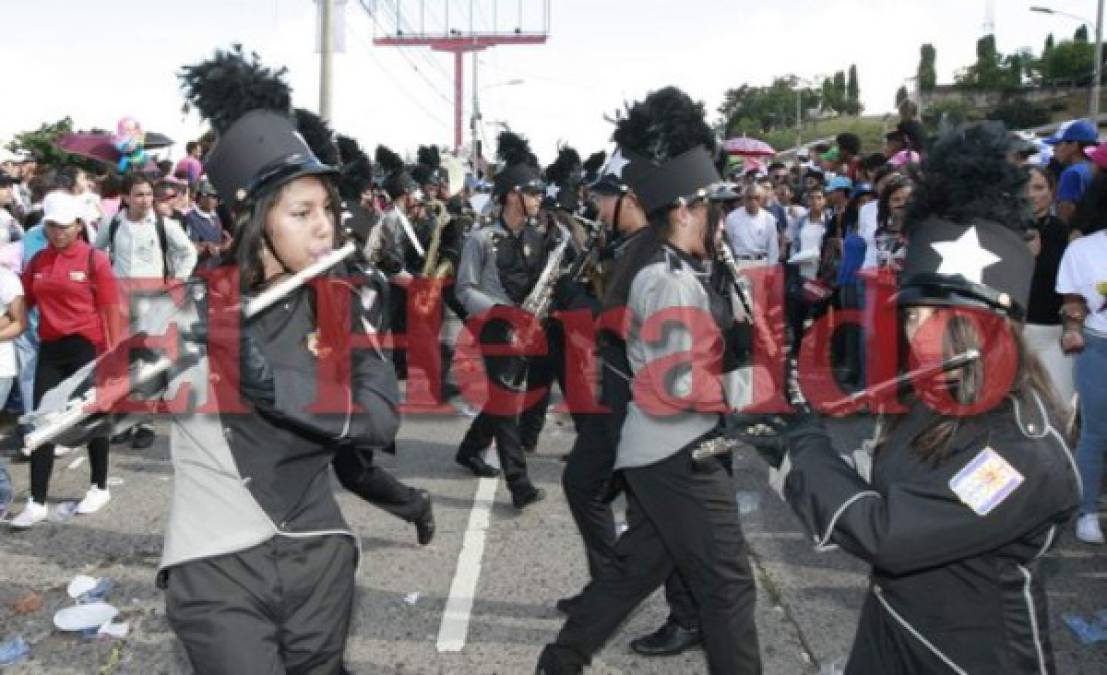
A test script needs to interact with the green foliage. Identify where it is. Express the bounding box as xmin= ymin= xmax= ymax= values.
xmin=5 ymin=117 xmax=102 ymax=174
xmin=718 ymin=78 xmax=819 ymax=136
xmin=922 ymin=99 xmax=974 ymax=131
xmin=986 ymin=98 xmax=1051 ymax=129
xmin=846 ymin=65 xmax=863 ymax=115
xmin=757 ymin=116 xmax=888 ymax=155
xmin=896 ymin=85 xmax=909 ymax=106
xmin=918 ymin=44 xmax=938 ymax=91
xmin=1044 ymin=33 xmax=1055 ymax=54
xmin=1039 ymin=39 xmax=1096 ymax=85
xmin=1075 ymin=25 xmax=1089 ymax=43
